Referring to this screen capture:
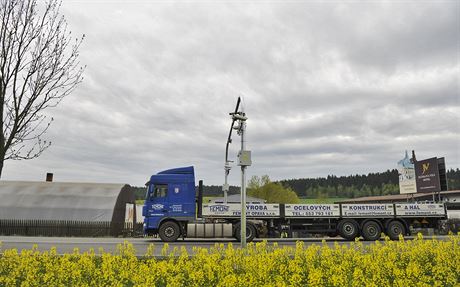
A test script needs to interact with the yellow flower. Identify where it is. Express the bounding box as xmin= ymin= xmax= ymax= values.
xmin=0 ymin=235 xmax=458 ymax=286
